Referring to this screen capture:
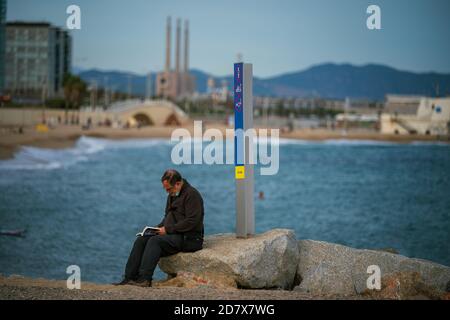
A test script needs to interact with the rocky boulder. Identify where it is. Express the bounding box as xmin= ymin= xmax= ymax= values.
xmin=159 ymin=229 xmax=299 ymax=289
xmin=294 ymin=240 xmax=450 ymax=297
